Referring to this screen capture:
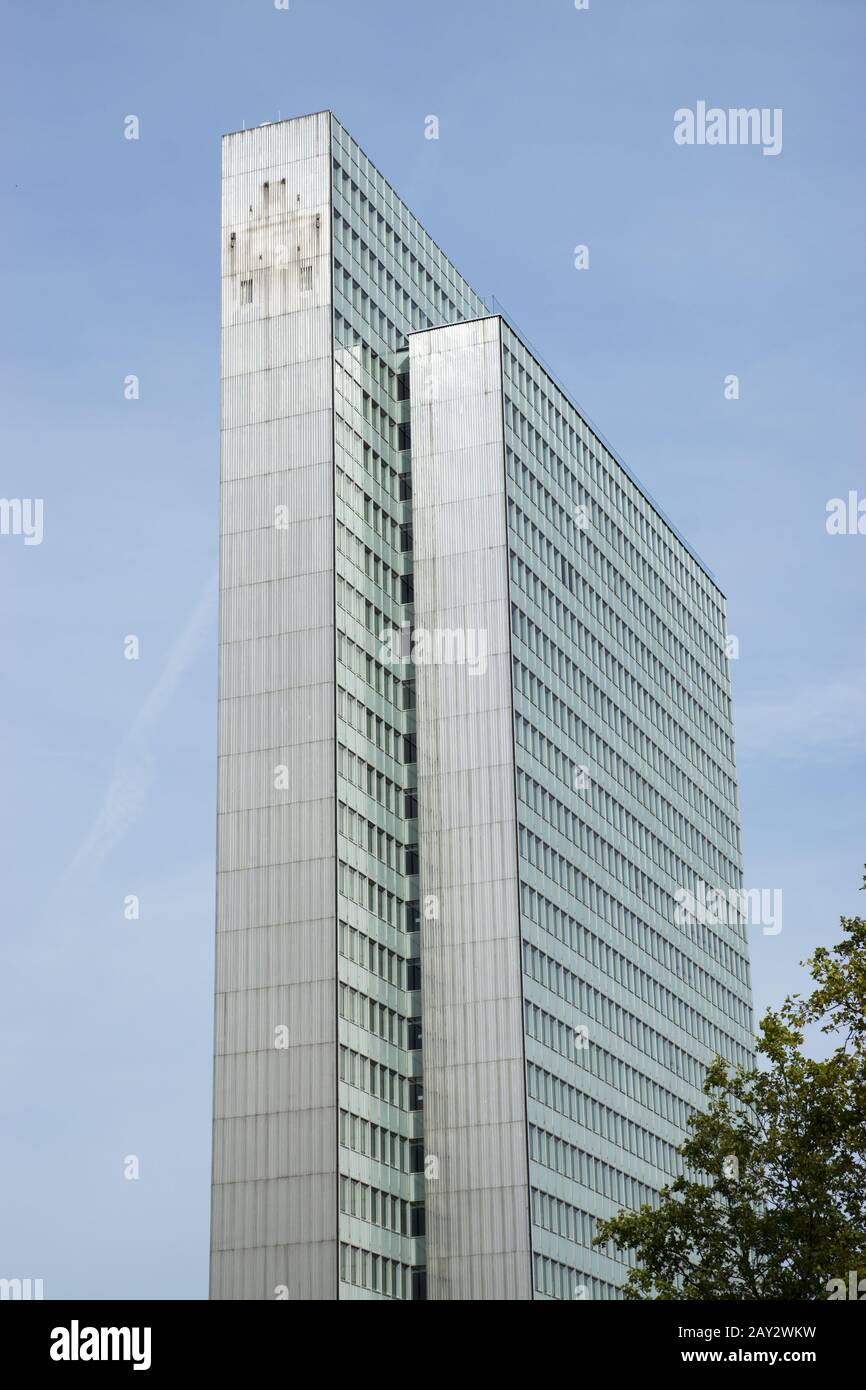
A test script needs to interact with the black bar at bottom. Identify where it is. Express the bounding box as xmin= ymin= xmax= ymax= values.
xmin=5 ymin=1297 xmax=859 ymax=1375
